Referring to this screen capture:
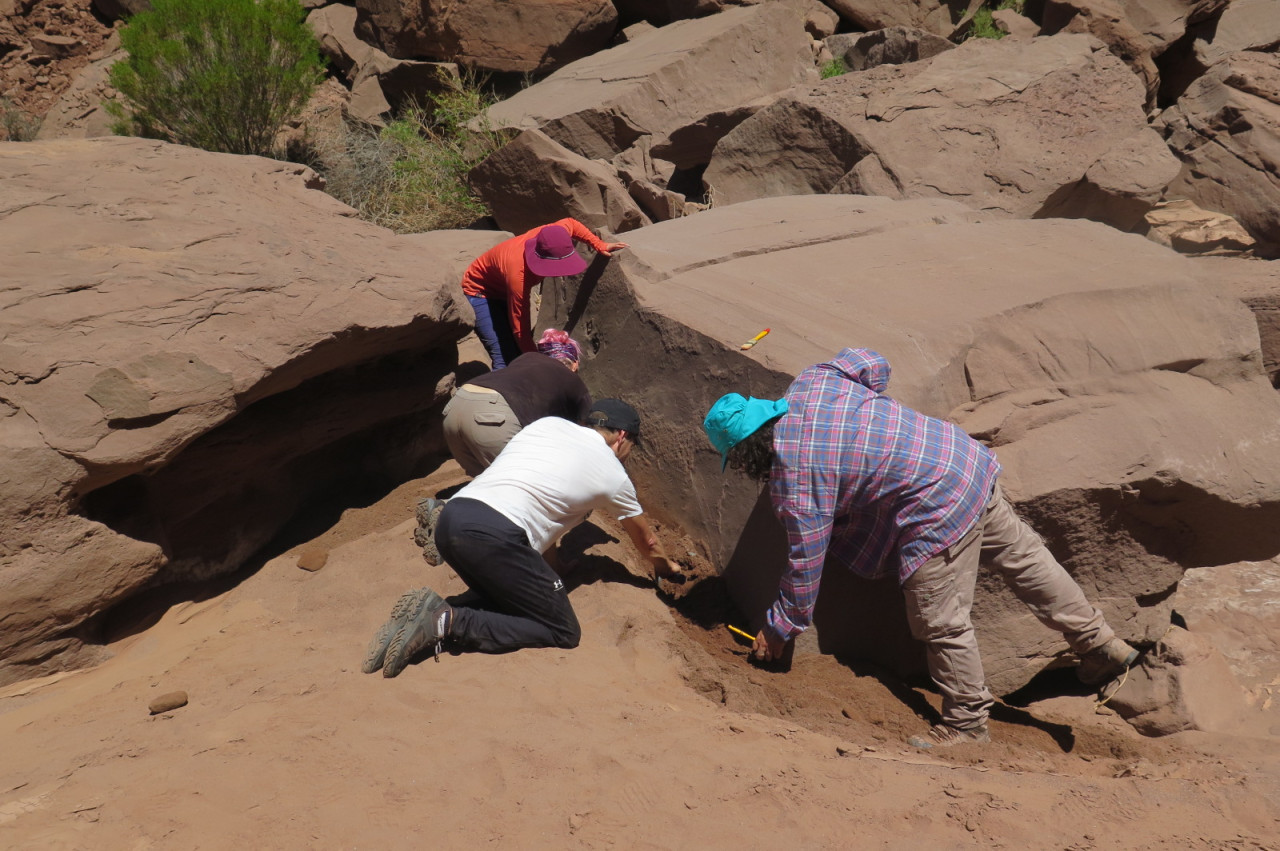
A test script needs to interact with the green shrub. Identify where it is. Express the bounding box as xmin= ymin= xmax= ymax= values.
xmin=820 ymin=58 xmax=848 ymax=79
xmin=313 ymin=72 xmax=513 ymax=234
xmin=108 ymin=0 xmax=323 ymax=157
xmin=968 ymin=1 xmax=1026 ymax=40
xmin=1 ymin=98 xmax=41 ymax=141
